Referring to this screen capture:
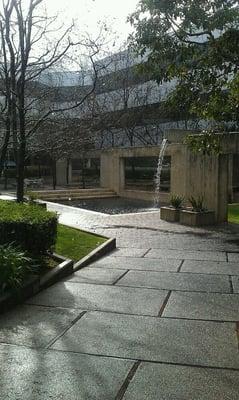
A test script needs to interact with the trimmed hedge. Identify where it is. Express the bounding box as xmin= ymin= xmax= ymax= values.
xmin=0 ymin=201 xmax=58 ymax=254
